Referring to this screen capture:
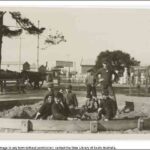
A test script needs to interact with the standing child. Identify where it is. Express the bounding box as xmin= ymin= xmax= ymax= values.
xmin=85 ymin=69 xmax=97 ymax=99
